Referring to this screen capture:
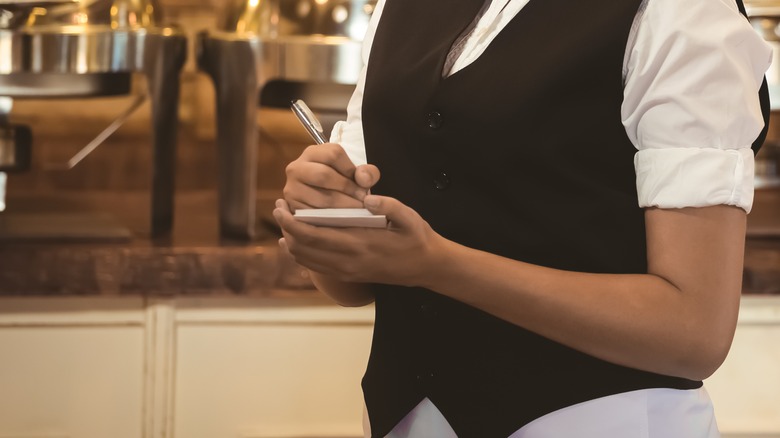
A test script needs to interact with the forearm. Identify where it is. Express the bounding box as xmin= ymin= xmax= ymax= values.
xmin=425 ymin=243 xmax=737 ymax=380
xmin=310 ymin=271 xmax=375 ymax=307
xmin=421 ymin=208 xmax=745 ymax=380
